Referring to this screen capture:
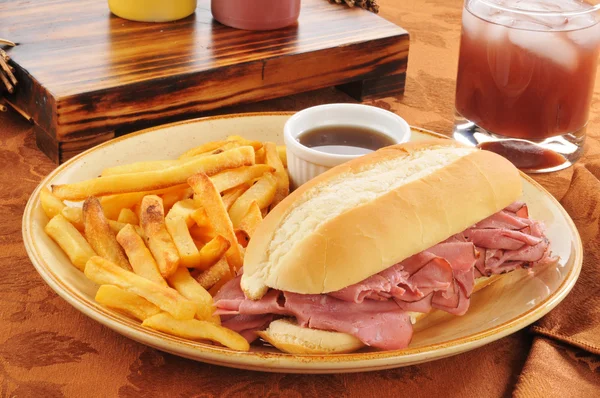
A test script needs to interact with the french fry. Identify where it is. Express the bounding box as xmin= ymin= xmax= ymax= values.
xmin=100 ymin=184 xmax=188 ymax=220
xmin=277 ymin=145 xmax=287 ymax=168
xmin=203 ymin=141 xmax=241 ymax=156
xmin=142 ymin=313 xmax=249 ymax=351
xmin=226 ymin=135 xmax=246 ymax=141
xmin=178 ymin=140 xmax=232 ymax=159
xmin=189 ymin=225 xmax=217 ymax=243
xmin=254 ymin=147 xmax=266 ymax=164
xmin=188 ymin=235 xmax=230 ymax=271
xmin=235 ymin=230 xmax=250 ymax=248
xmin=226 ymin=135 xmax=263 ymax=150
xmin=83 ymin=197 xmax=132 ymax=270
xmin=40 ymin=187 xmax=66 ymax=219
xmin=66 ymin=206 xmax=142 ymax=236
xmin=103 ymin=143 xmax=259 ymax=176
xmin=85 ymin=256 xmax=196 ymax=320
xmin=226 ymin=136 xmax=263 ymax=150
xmin=210 ymin=164 xmax=274 ymax=193
xmin=188 ymin=208 xmax=215 ymax=244
xmin=188 ymin=173 xmax=244 ymax=274
xmin=166 ymin=199 xmax=197 ymax=227
xmin=41 ymin=136 xmax=297 ymax=350
xmin=193 ymin=240 xmax=205 ymax=251
xmin=237 ymin=201 xmax=263 ymax=239
xmin=234 ymin=201 xmax=263 ymax=247
xmin=167 ymin=267 xmax=219 ymax=323
xmin=220 ymin=183 xmax=250 ymax=211
xmin=190 ymin=207 xmax=210 ymax=228
xmin=228 ymin=172 xmax=277 ymax=227
xmin=161 ymin=187 xmax=193 ymax=214
xmin=95 ymin=285 xmax=160 ymax=321
xmin=179 ymin=139 xmax=261 ymax=159
xmin=194 ymin=257 xmax=230 ymax=290
xmin=52 ymin=146 xmax=255 ymax=201
xmin=116 ymin=224 xmax=167 ymax=287
xmin=117 ymin=208 xmax=139 ymax=225
xmin=164 ymin=215 xmax=200 ymax=267
xmin=108 ymin=219 xmax=144 ymax=236
xmin=140 ymin=195 xmax=180 ymax=278
xmin=61 ymin=206 xmax=84 ymax=232
xmin=264 ymin=142 xmax=289 ymax=207
xmin=101 ymin=160 xmax=180 ymax=177
xmin=45 ymin=214 xmax=96 ymax=271
xmin=208 ymin=274 xmax=233 ymax=296
xmin=108 ymin=219 xmax=127 ymax=233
